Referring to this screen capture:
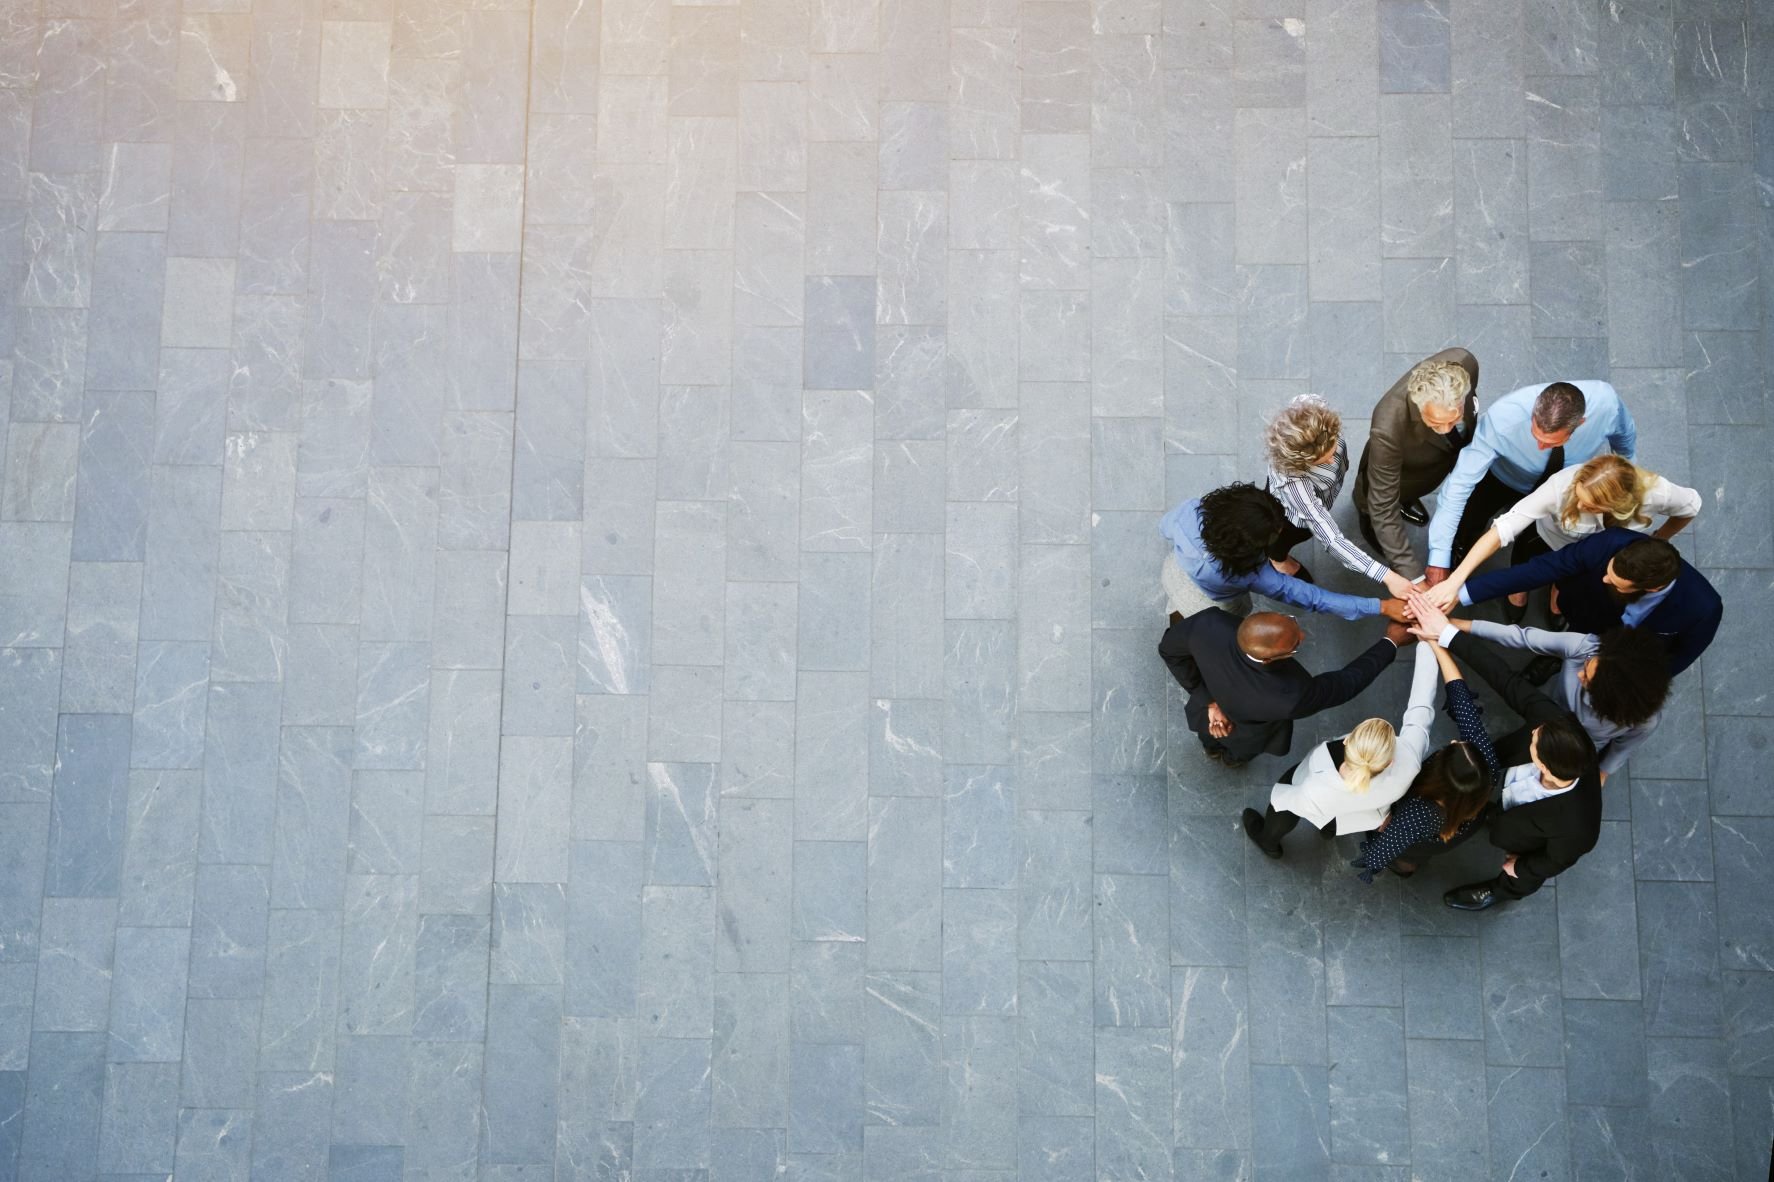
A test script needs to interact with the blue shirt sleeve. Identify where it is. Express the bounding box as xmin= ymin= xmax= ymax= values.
xmin=1427 ymin=420 xmax=1500 ymax=567
xmin=1248 ymin=563 xmax=1381 ymax=621
xmin=1607 ymin=394 xmax=1638 ymax=461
